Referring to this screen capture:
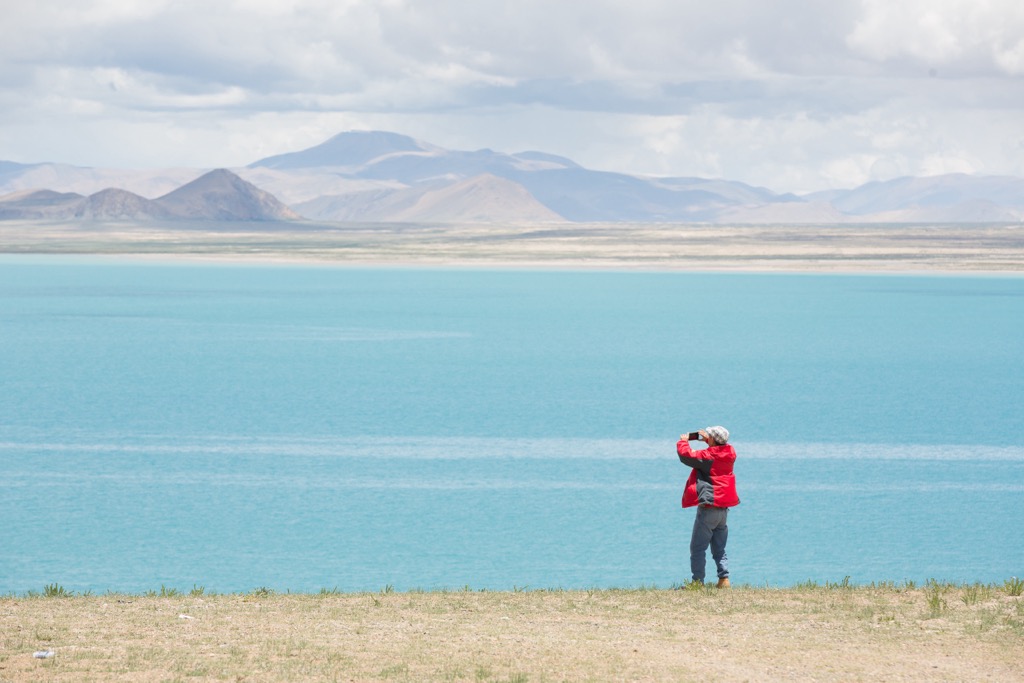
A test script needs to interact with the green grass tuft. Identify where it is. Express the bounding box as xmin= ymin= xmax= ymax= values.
xmin=43 ymin=583 xmax=70 ymax=598
xmin=961 ymin=583 xmax=993 ymax=605
xmin=826 ymin=576 xmax=853 ymax=590
xmin=924 ymin=580 xmax=948 ymax=618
